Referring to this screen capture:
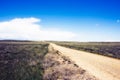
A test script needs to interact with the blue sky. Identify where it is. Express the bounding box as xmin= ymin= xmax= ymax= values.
xmin=0 ymin=0 xmax=120 ymax=41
